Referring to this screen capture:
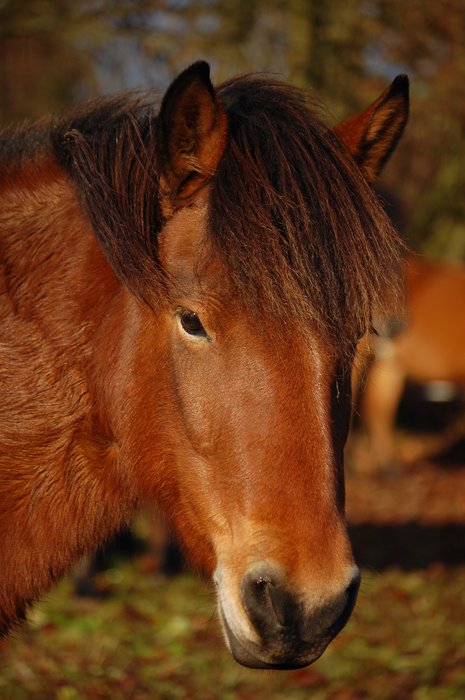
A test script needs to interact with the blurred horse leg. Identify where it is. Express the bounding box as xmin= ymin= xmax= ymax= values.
xmin=144 ymin=509 xmax=184 ymax=576
xmin=359 ymin=344 xmax=406 ymax=470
